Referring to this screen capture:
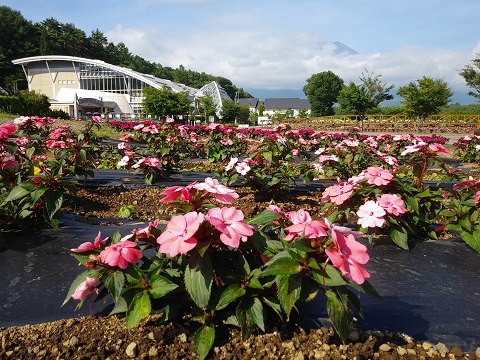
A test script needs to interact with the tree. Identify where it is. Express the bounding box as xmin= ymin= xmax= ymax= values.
xmin=220 ymin=99 xmax=241 ymax=123
xmin=142 ymin=86 xmax=191 ymax=118
xmin=459 ymin=53 xmax=480 ymax=101
xmin=397 ymin=76 xmax=453 ymax=121
xmin=198 ymin=95 xmax=217 ymax=118
xmin=303 ymin=71 xmax=344 ymax=116
xmin=337 ymin=70 xmax=394 ymax=128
